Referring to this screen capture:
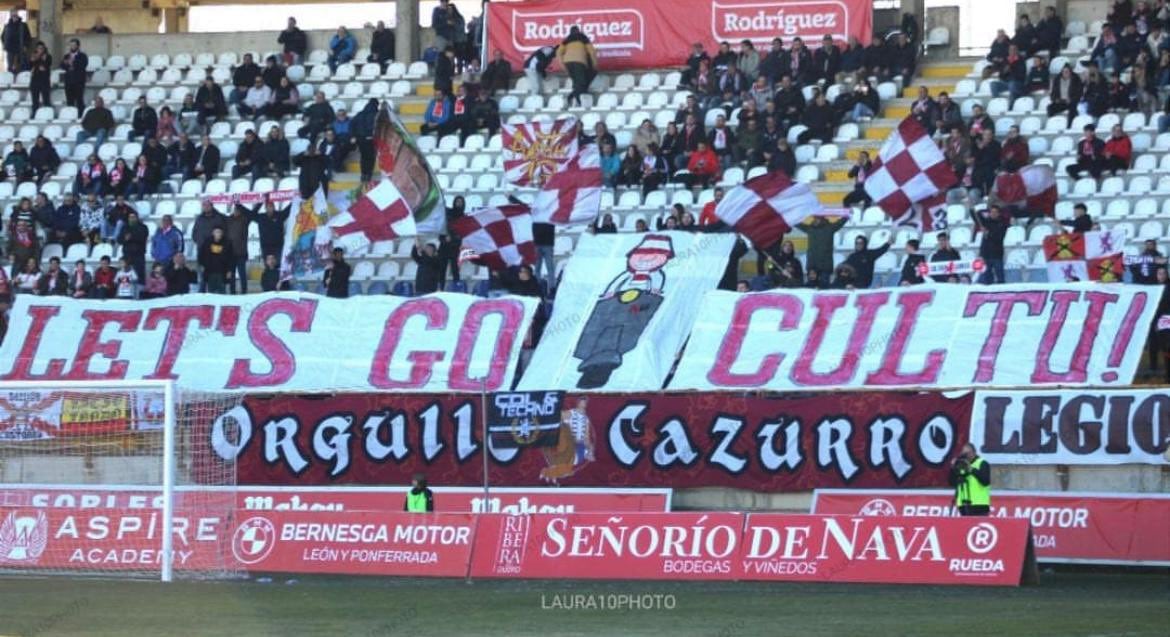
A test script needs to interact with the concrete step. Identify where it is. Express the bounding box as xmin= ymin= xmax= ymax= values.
xmin=883 ymin=104 xmax=911 ymax=119
xmin=901 ymin=79 xmax=959 ymax=98
xmin=920 ymin=63 xmax=974 ymax=79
